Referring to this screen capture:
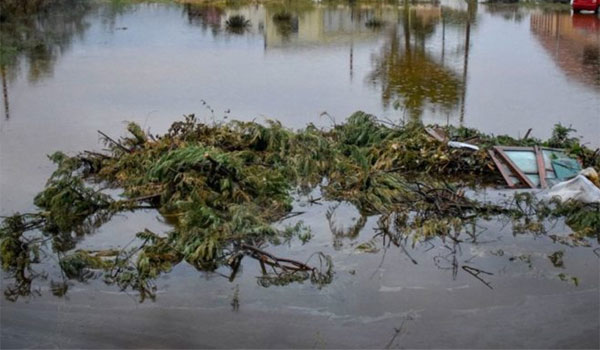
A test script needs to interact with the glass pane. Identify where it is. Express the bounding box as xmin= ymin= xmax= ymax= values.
xmin=552 ymin=159 xmax=581 ymax=180
xmin=505 ymin=151 xmax=538 ymax=174
xmin=526 ymin=174 xmax=540 ymax=187
xmin=542 ymin=150 xmax=566 ymax=170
